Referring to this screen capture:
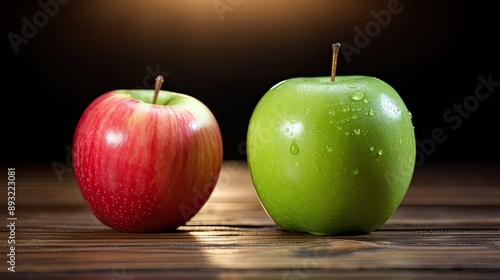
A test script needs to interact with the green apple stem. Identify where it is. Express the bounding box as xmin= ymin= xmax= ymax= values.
xmin=331 ymin=43 xmax=341 ymax=82
xmin=153 ymin=75 xmax=164 ymax=104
